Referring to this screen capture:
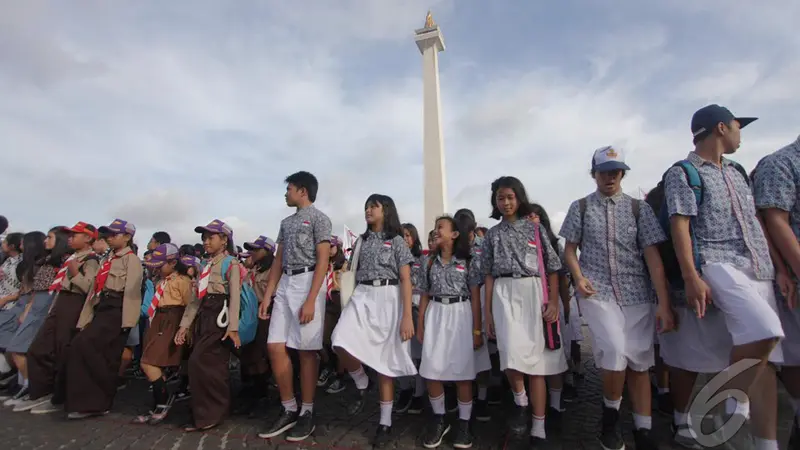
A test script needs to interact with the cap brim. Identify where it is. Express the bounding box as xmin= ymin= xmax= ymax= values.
xmin=735 ymin=117 xmax=757 ymax=129
xmin=144 ymin=260 xmax=166 ymax=268
xmin=593 ymin=161 xmax=631 ymax=172
xmin=243 ymin=242 xmax=260 ymax=251
xmin=194 ymin=226 xmax=215 ymax=235
xmin=97 ymin=226 xmax=116 ymax=235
